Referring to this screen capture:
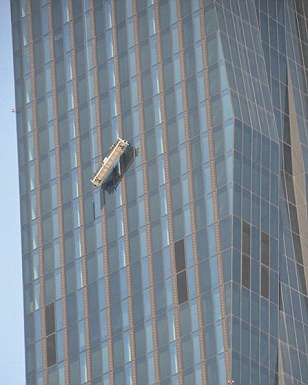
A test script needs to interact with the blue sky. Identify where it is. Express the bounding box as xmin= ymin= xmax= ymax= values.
xmin=0 ymin=0 xmax=25 ymax=384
